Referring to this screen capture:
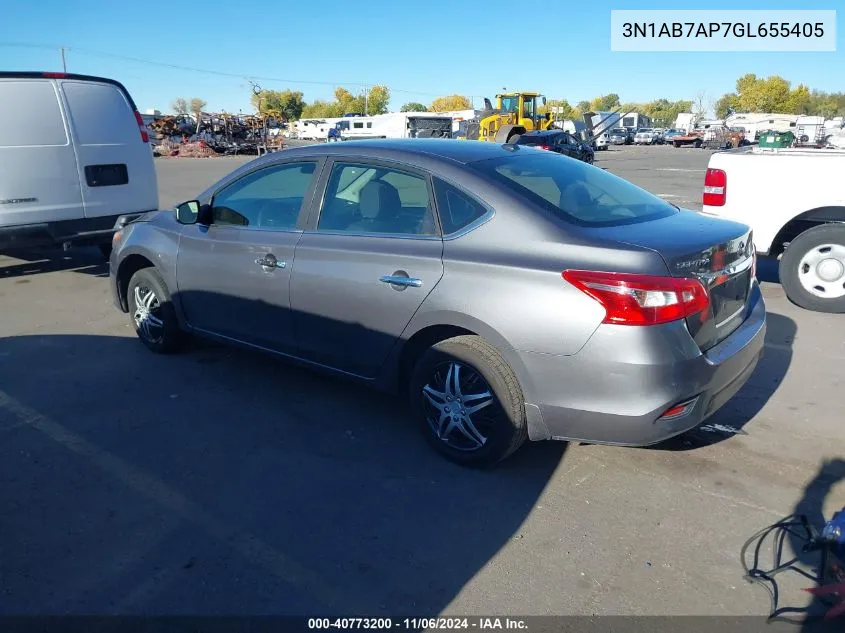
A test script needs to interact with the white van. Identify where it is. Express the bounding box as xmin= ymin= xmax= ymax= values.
xmin=0 ymin=72 xmax=158 ymax=257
